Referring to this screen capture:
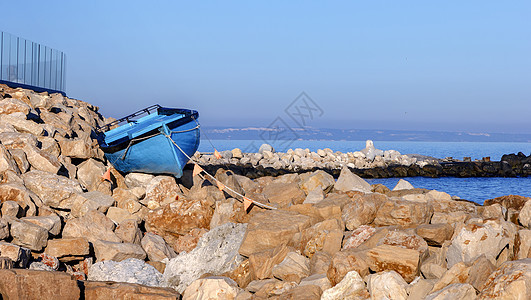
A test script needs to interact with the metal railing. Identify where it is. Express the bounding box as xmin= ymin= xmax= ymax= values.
xmin=0 ymin=31 xmax=66 ymax=94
